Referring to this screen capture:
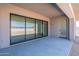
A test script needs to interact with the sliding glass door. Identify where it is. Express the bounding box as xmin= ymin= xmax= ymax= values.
xmin=26 ymin=18 xmax=35 ymax=40
xmin=36 ymin=20 xmax=43 ymax=38
xmin=10 ymin=14 xmax=48 ymax=45
xmin=11 ymin=14 xmax=25 ymax=44
xmin=43 ymin=21 xmax=48 ymax=36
